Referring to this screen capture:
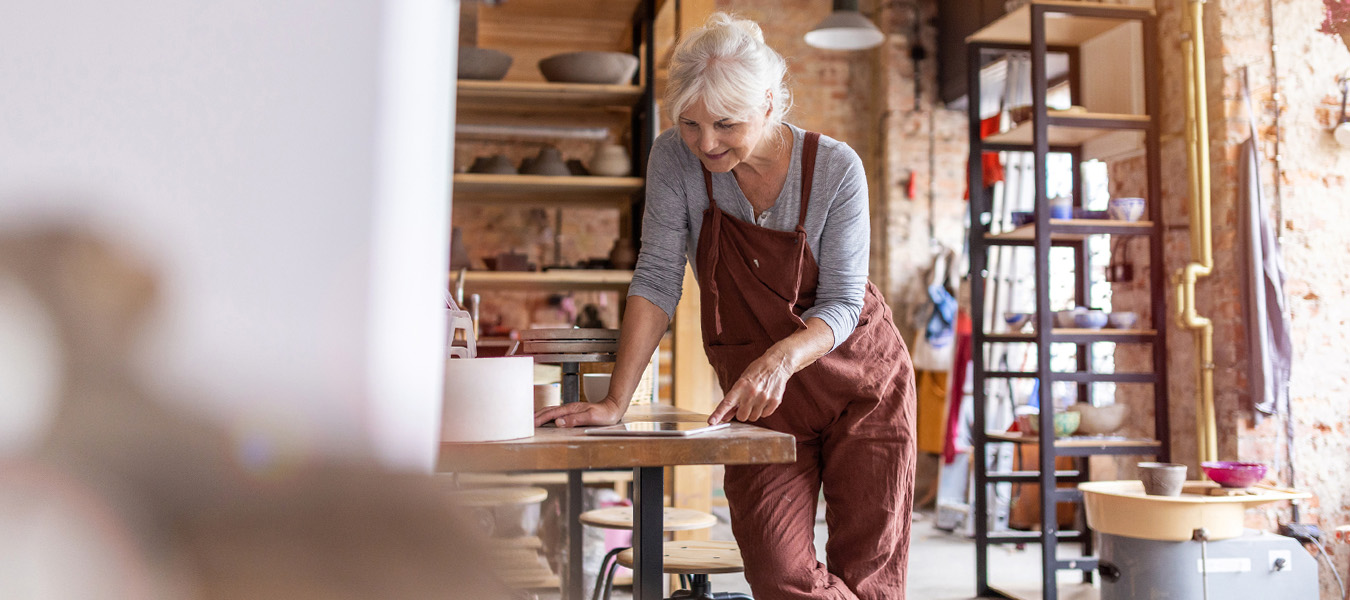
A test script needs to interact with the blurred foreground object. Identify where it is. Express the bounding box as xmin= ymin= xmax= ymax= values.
xmin=0 ymin=225 xmax=508 ymax=600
